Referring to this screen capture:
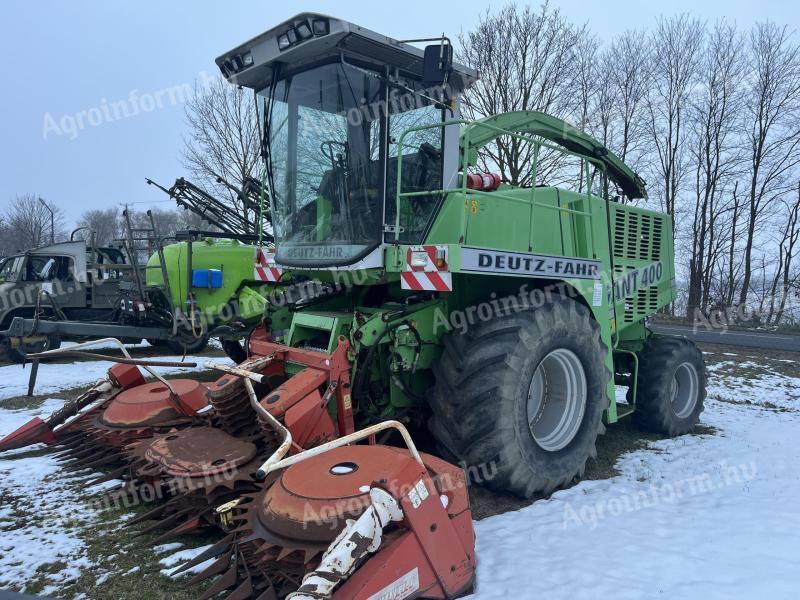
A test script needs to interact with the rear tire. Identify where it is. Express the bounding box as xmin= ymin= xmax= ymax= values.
xmin=428 ymin=295 xmax=611 ymax=498
xmin=631 ymin=336 xmax=706 ymax=436
xmin=167 ymin=334 xmax=209 ymax=355
xmin=4 ymin=335 xmax=61 ymax=363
